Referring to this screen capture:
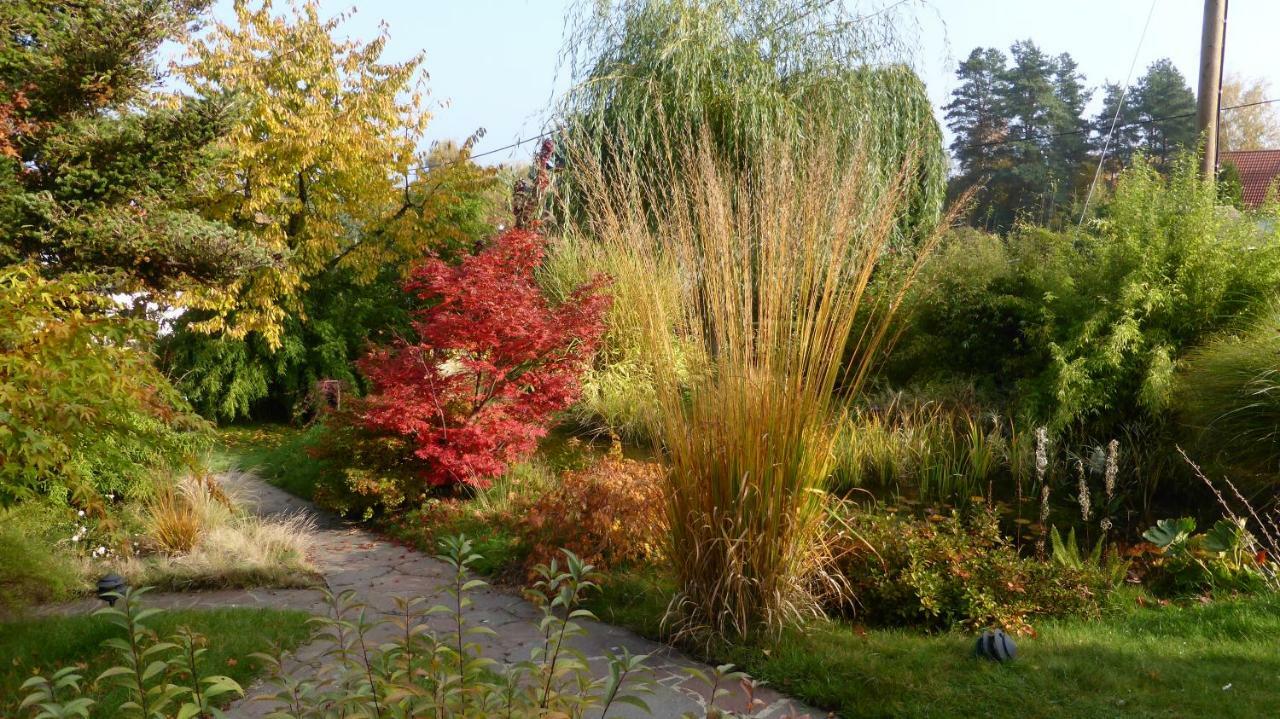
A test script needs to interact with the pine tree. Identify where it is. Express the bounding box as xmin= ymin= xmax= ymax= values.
xmin=949 ymin=40 xmax=1089 ymax=229
xmin=1092 ymin=82 xmax=1144 ymax=171
xmin=1047 ymin=52 xmax=1092 ymax=210
xmin=945 ymin=48 xmax=1009 ymax=178
xmin=1133 ymin=59 xmax=1197 ymax=168
xmin=944 ymin=47 xmax=1012 ymax=229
